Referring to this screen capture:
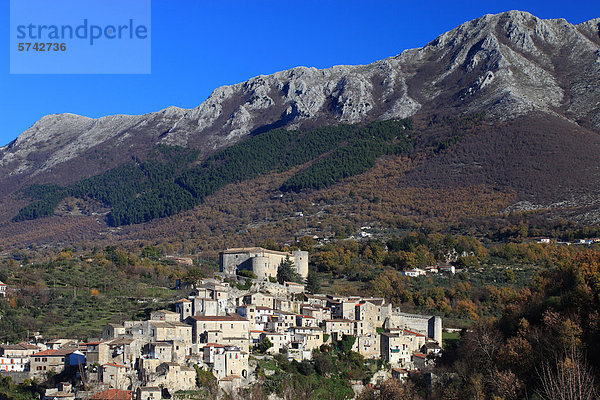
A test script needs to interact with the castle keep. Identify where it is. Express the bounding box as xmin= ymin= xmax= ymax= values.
xmin=219 ymin=247 xmax=309 ymax=280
